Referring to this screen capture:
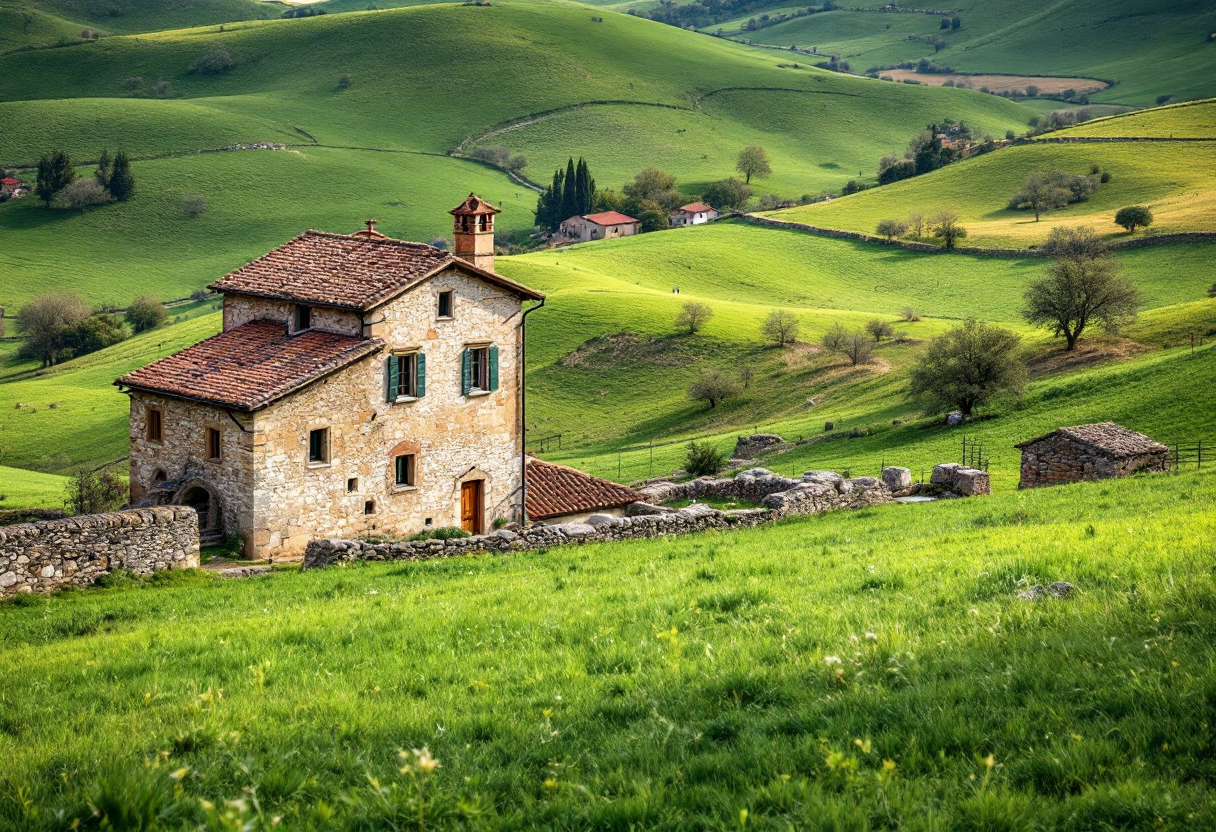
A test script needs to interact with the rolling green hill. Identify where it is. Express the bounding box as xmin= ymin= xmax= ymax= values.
xmin=15 ymin=0 xmax=273 ymax=35
xmin=706 ymin=0 xmax=1216 ymax=108
xmin=0 ymin=1 xmax=99 ymax=53
xmin=765 ymin=102 xmax=1216 ymax=248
